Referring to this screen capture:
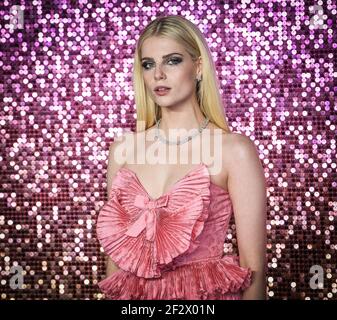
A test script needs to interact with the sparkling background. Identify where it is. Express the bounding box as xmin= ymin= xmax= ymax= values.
xmin=1 ymin=0 xmax=336 ymax=300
